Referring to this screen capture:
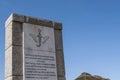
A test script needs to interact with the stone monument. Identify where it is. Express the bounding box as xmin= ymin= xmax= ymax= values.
xmin=5 ymin=13 xmax=66 ymax=80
